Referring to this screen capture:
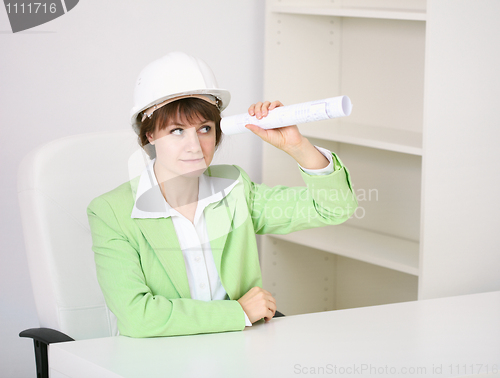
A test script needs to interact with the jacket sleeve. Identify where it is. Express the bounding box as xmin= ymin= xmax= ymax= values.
xmin=240 ymin=151 xmax=357 ymax=235
xmin=87 ymin=196 xmax=246 ymax=338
